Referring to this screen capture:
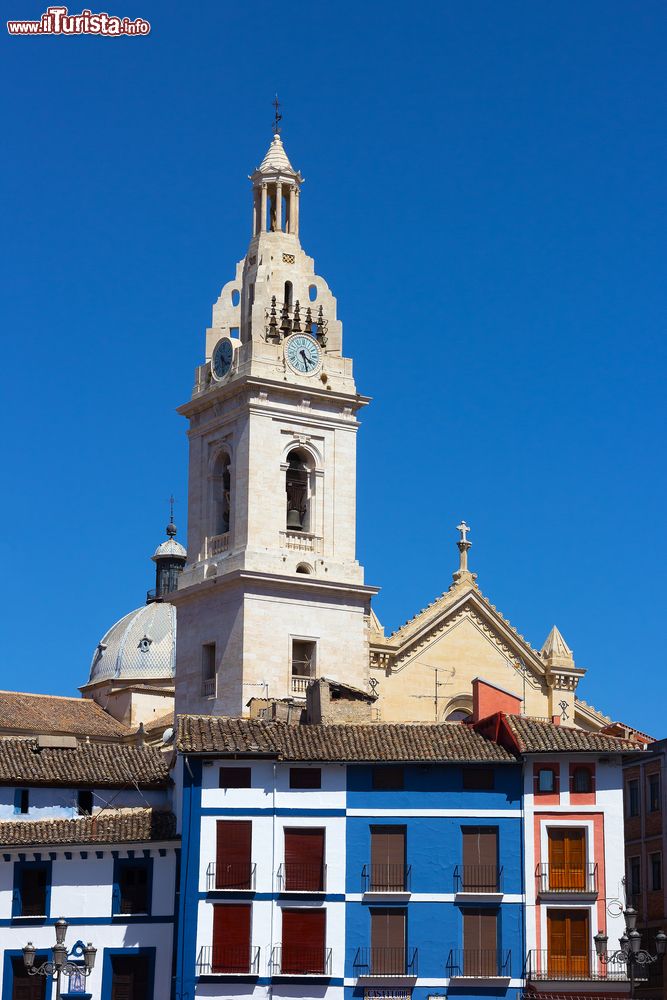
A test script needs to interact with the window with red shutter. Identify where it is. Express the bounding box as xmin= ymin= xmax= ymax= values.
xmin=216 ymin=820 xmax=252 ymax=889
xmin=212 ymin=903 xmax=252 ymax=973
xmin=281 ymin=908 xmax=326 ymax=973
xmin=284 ymin=828 xmax=325 ymax=891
